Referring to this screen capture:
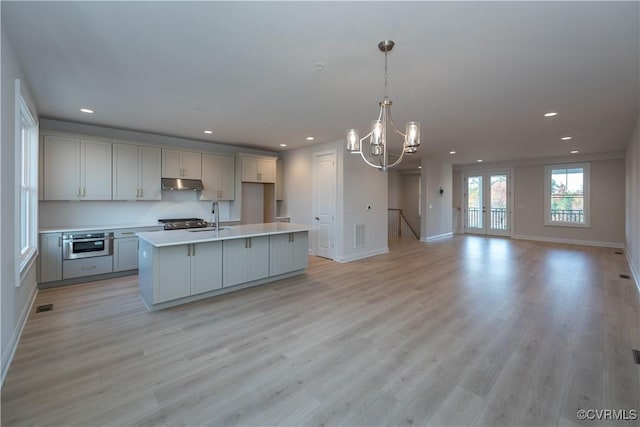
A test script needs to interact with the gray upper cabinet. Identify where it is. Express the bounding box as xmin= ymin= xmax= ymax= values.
xmin=241 ymin=155 xmax=276 ymax=183
xmin=162 ymin=149 xmax=202 ymax=179
xmin=200 ymin=153 xmax=235 ymax=201
xmin=113 ymin=143 xmax=161 ymax=200
xmin=42 ymin=134 xmax=112 ymax=200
